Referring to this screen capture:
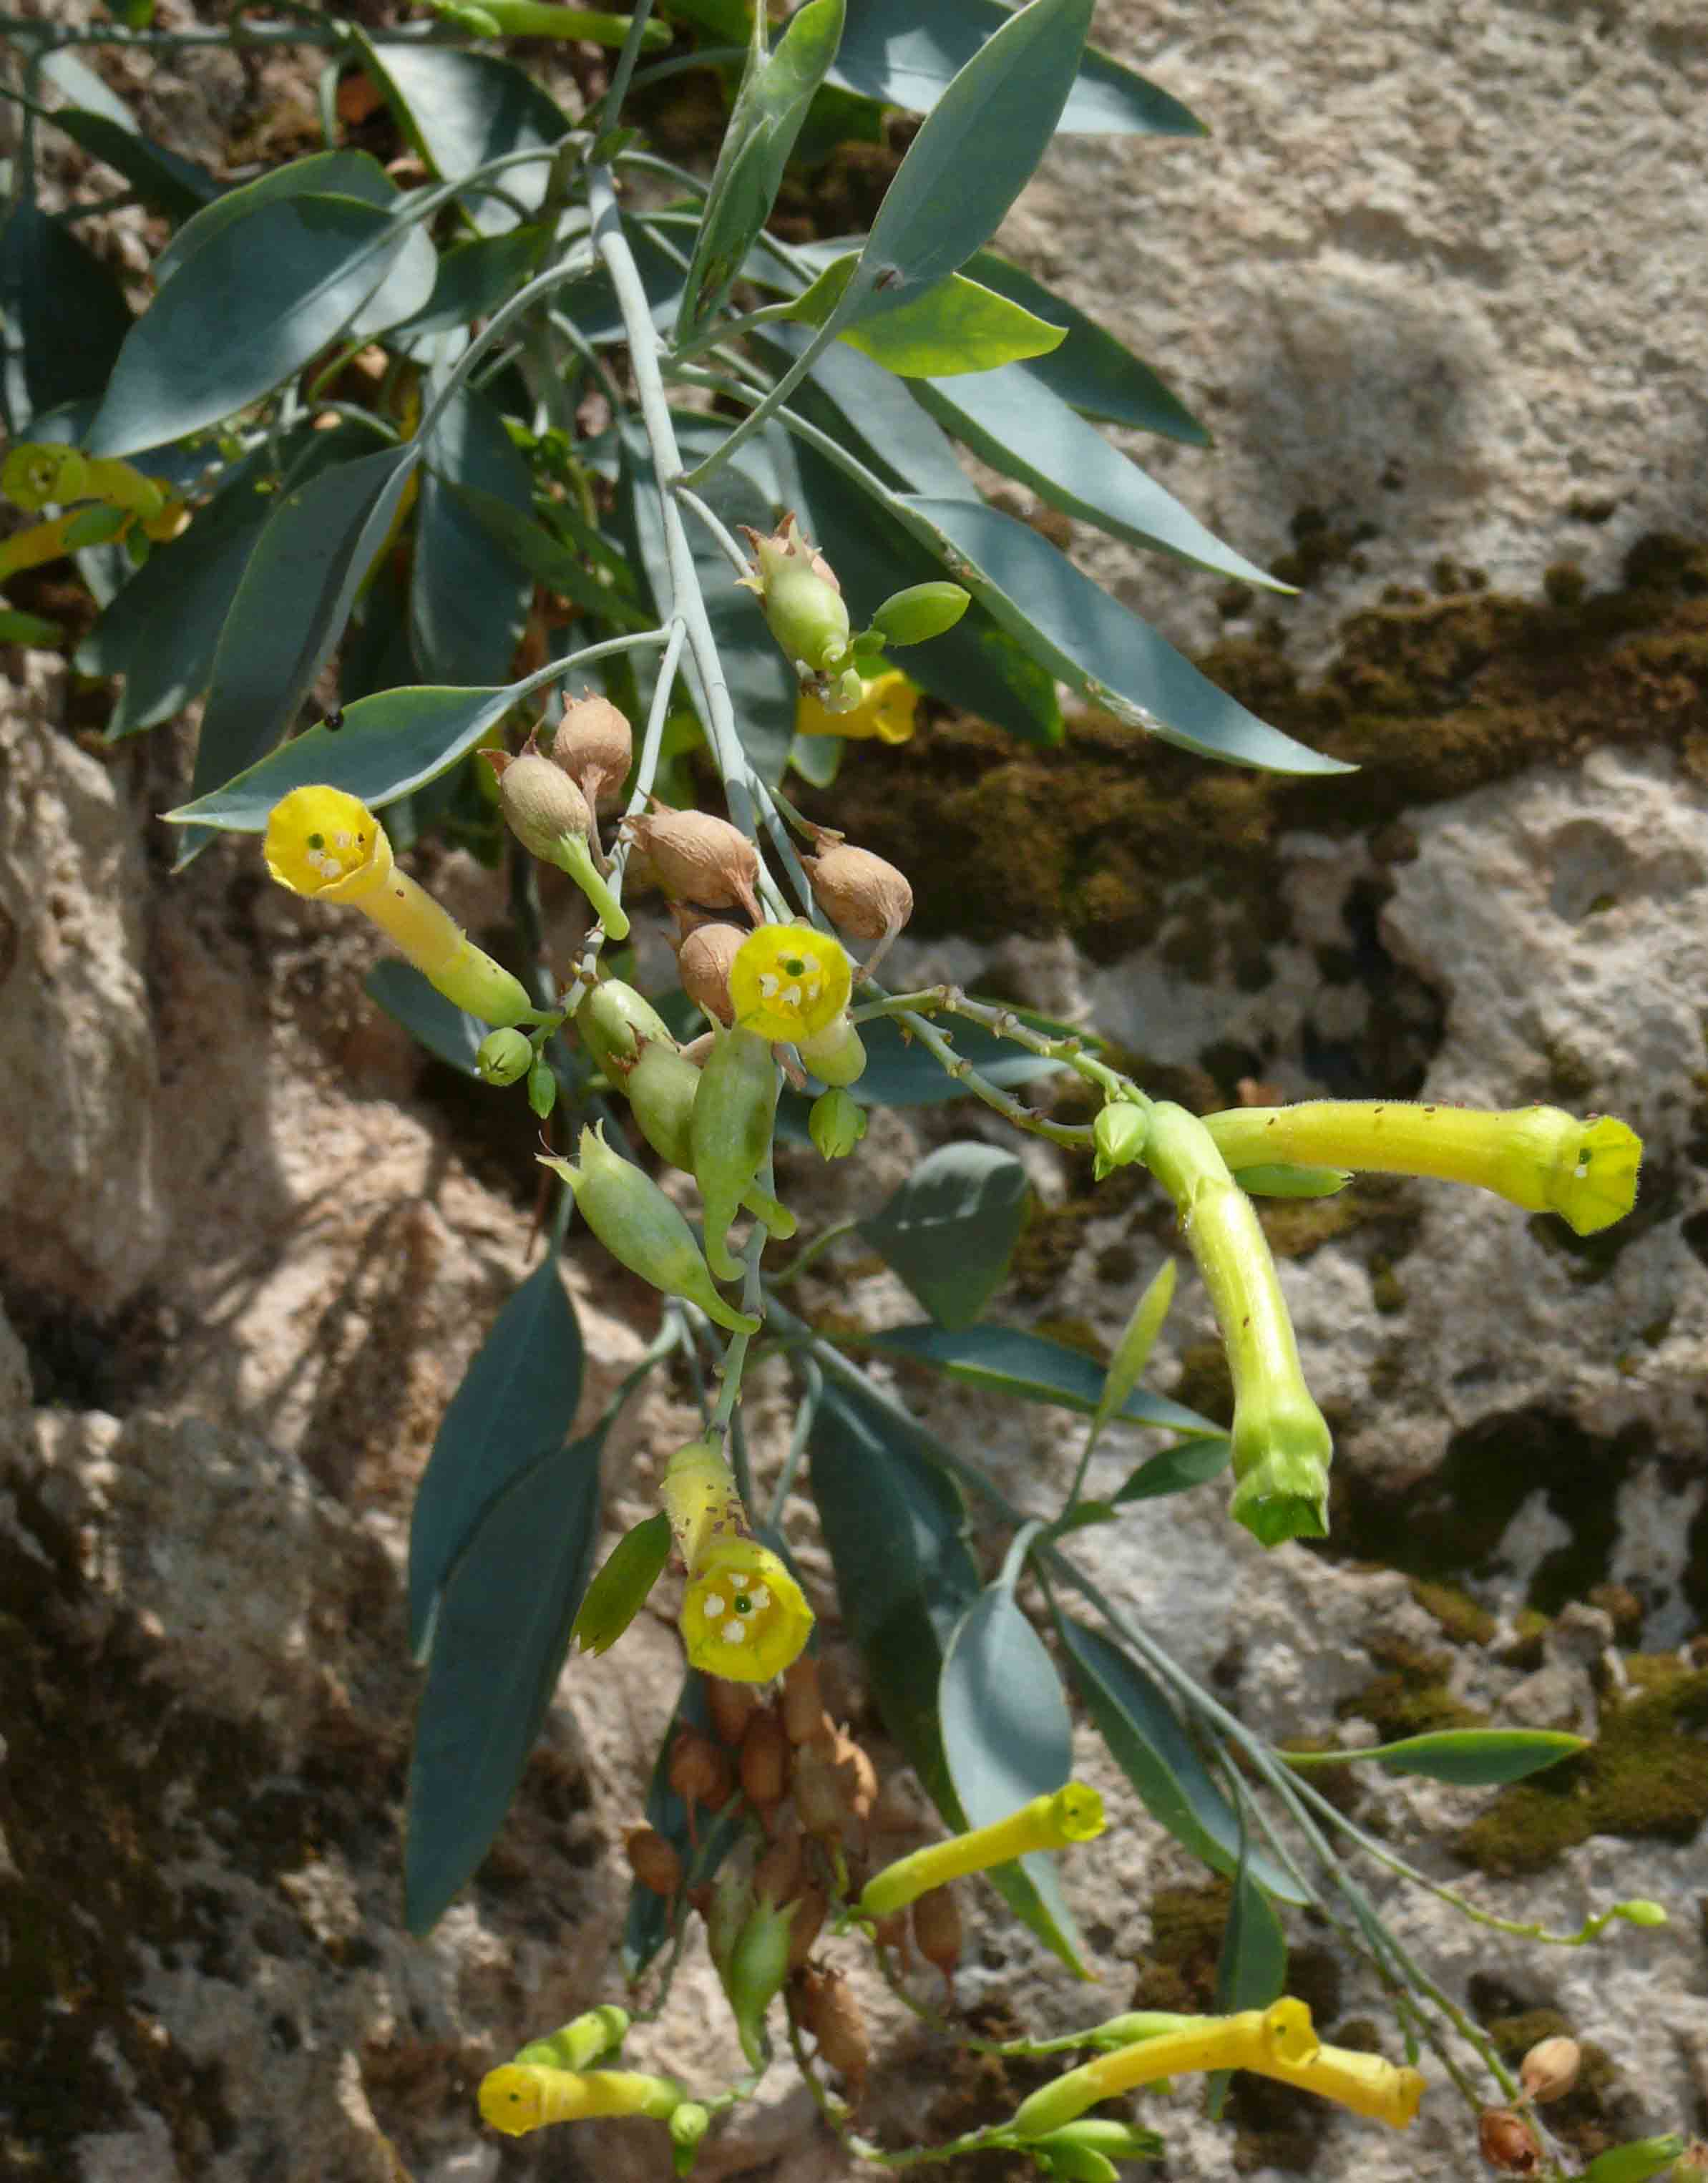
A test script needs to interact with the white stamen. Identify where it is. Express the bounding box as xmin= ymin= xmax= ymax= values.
xmin=749 ymin=1587 xmax=771 ymax=1611
xmin=783 ymin=985 xmax=801 ymax=1008
xmin=723 ymin=1620 xmax=748 ymax=1644
xmin=759 ymin=973 xmax=779 ymax=998
xmin=702 ymin=1593 xmax=726 ymax=1619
